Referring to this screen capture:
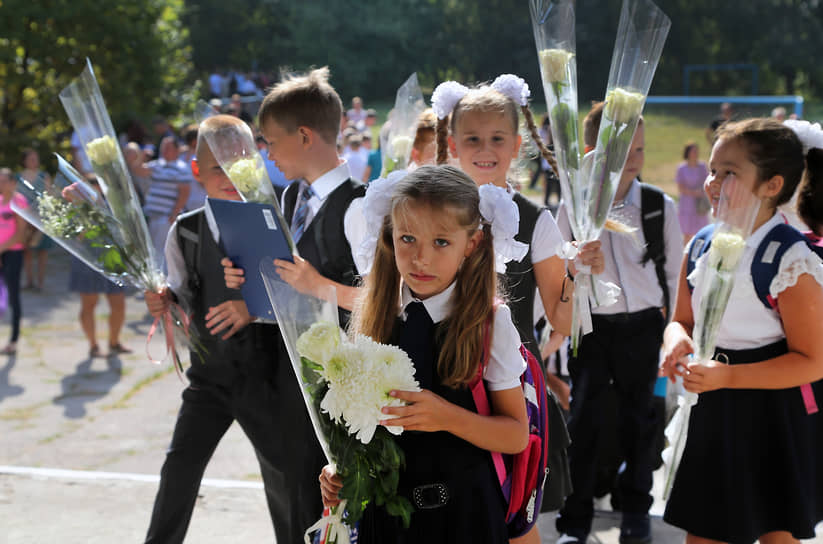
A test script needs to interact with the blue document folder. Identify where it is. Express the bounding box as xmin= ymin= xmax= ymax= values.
xmin=204 ymin=197 xmax=293 ymax=320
